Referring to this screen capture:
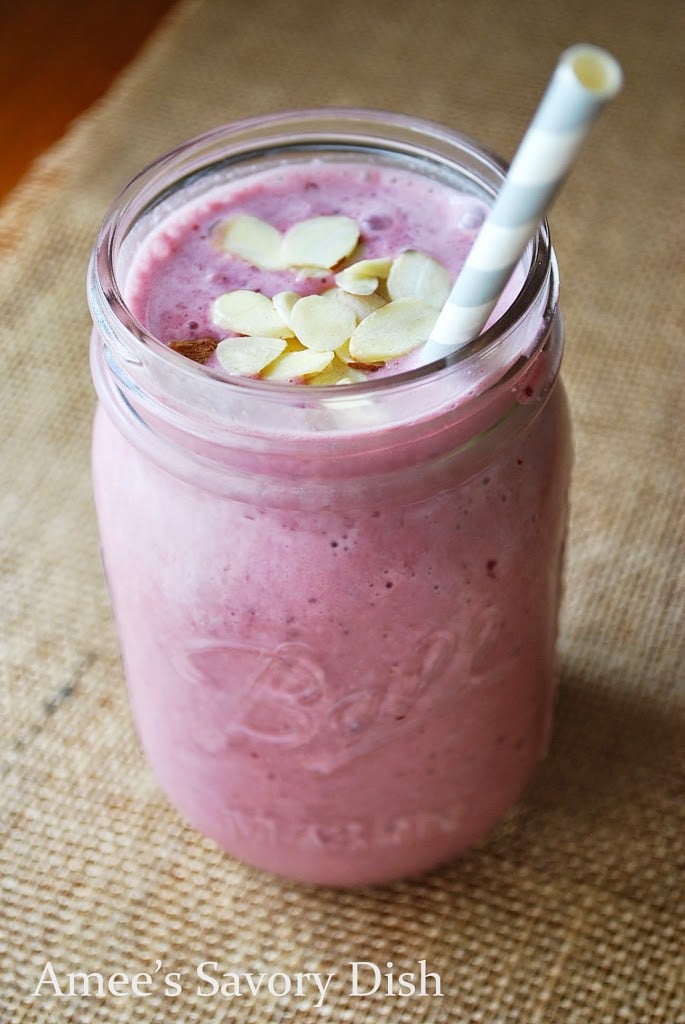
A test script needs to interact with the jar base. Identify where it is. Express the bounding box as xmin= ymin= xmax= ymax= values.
xmin=174 ymin=794 xmax=528 ymax=888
